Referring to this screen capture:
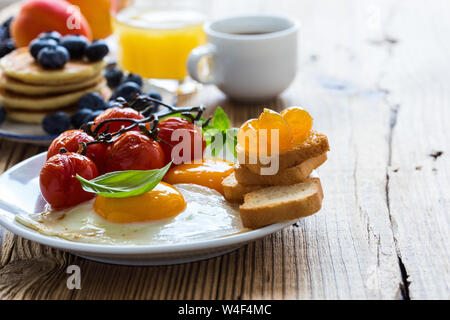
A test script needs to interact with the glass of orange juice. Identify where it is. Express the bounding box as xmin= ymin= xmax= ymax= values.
xmin=112 ymin=0 xmax=210 ymax=94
